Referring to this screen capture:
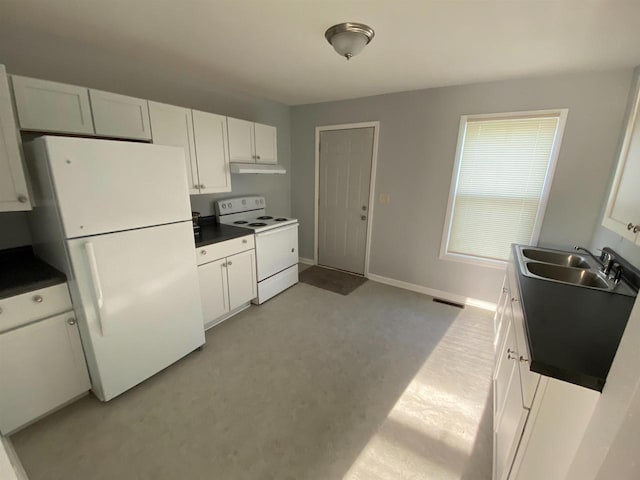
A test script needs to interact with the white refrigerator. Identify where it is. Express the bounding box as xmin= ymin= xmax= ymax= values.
xmin=26 ymin=136 xmax=205 ymax=401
